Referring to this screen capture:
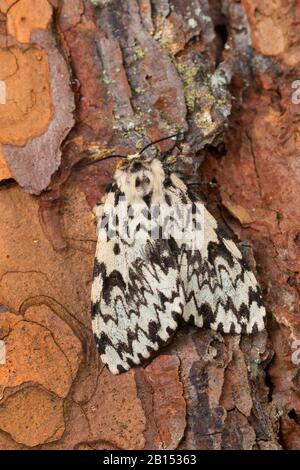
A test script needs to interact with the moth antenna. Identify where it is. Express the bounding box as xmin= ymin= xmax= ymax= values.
xmin=139 ymin=131 xmax=183 ymax=156
xmin=75 ymin=153 xmax=127 ymax=169
xmin=186 ymin=182 xmax=203 ymax=188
